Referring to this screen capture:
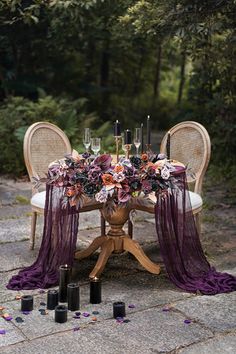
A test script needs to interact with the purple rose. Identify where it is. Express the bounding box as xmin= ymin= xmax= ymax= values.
xmin=93 ymin=154 xmax=112 ymax=171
